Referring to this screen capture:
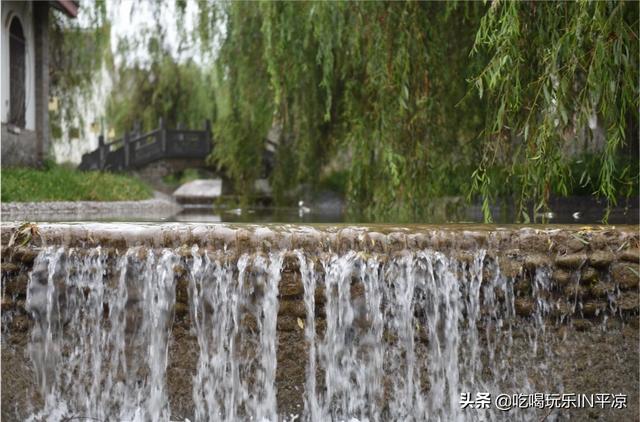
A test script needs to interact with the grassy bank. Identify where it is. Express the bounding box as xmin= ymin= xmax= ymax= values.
xmin=1 ymin=164 xmax=153 ymax=202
